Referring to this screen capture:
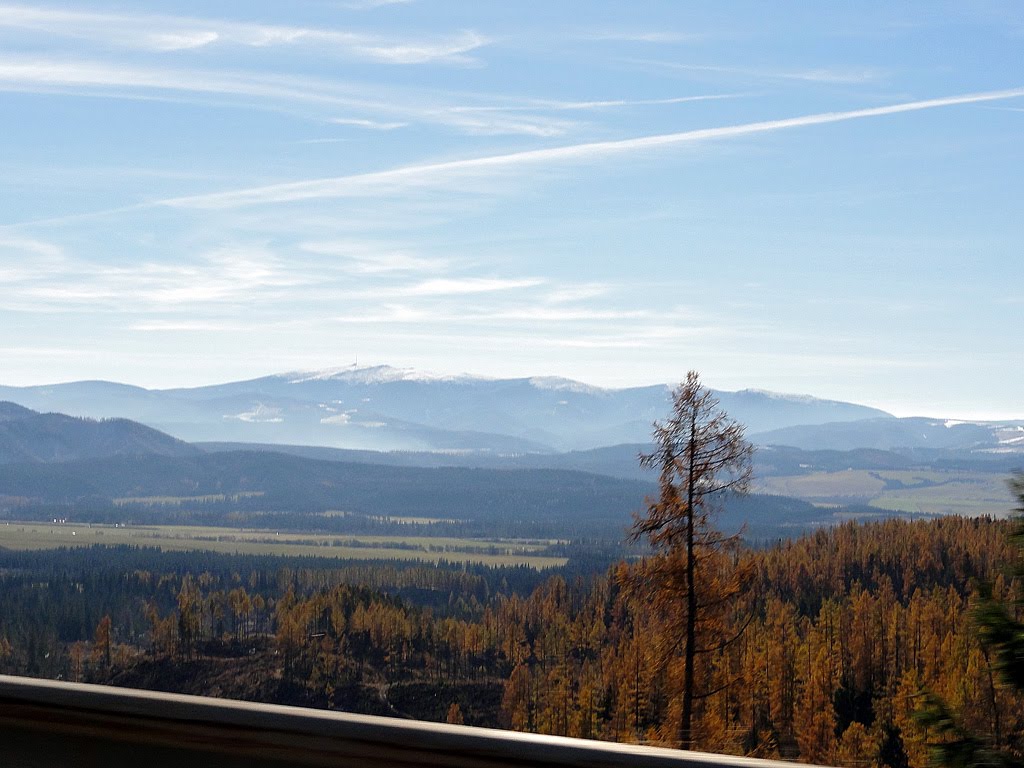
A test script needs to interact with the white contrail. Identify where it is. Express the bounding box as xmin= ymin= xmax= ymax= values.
xmin=163 ymin=86 xmax=1024 ymax=209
